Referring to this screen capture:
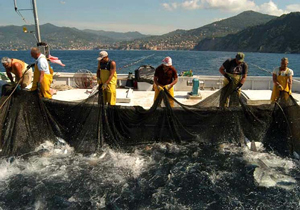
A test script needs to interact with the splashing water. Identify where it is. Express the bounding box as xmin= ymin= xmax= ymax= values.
xmin=0 ymin=140 xmax=299 ymax=209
